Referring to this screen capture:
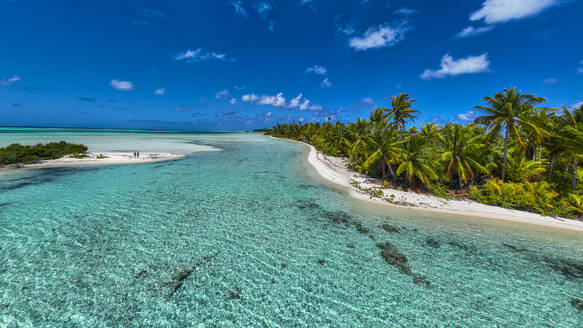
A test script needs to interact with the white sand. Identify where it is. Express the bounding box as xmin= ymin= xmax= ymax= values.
xmin=0 ymin=151 xmax=203 ymax=172
xmin=291 ymin=139 xmax=583 ymax=232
